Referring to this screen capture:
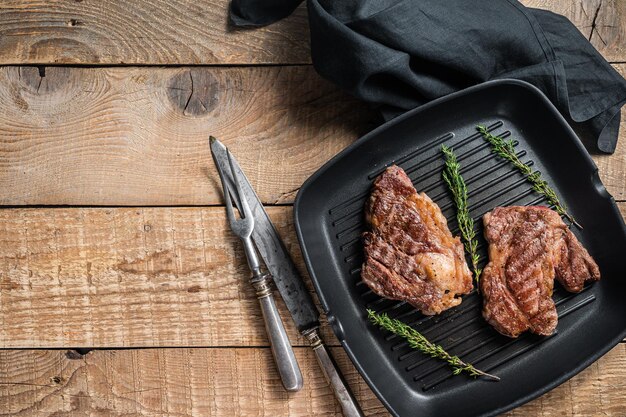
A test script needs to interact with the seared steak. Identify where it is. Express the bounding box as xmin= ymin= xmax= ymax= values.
xmin=362 ymin=165 xmax=473 ymax=315
xmin=481 ymin=206 xmax=600 ymax=338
